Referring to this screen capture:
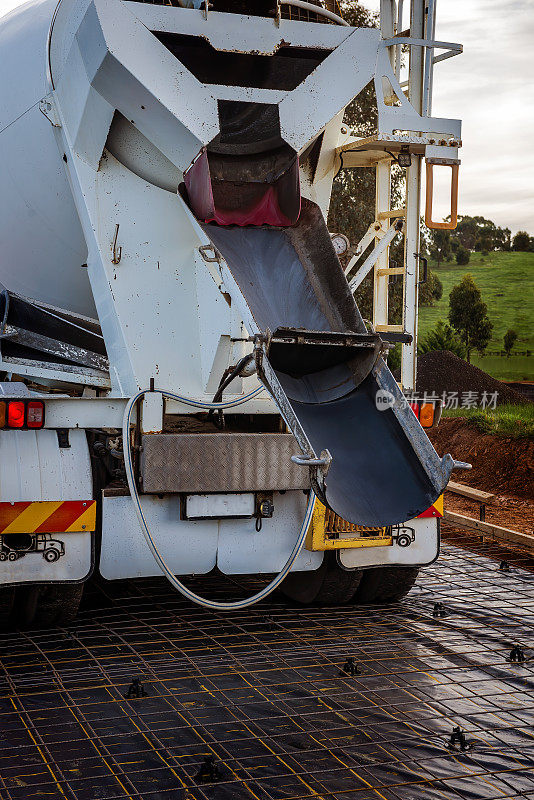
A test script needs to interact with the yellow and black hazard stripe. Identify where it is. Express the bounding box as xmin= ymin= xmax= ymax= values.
xmin=0 ymin=501 xmax=96 ymax=534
